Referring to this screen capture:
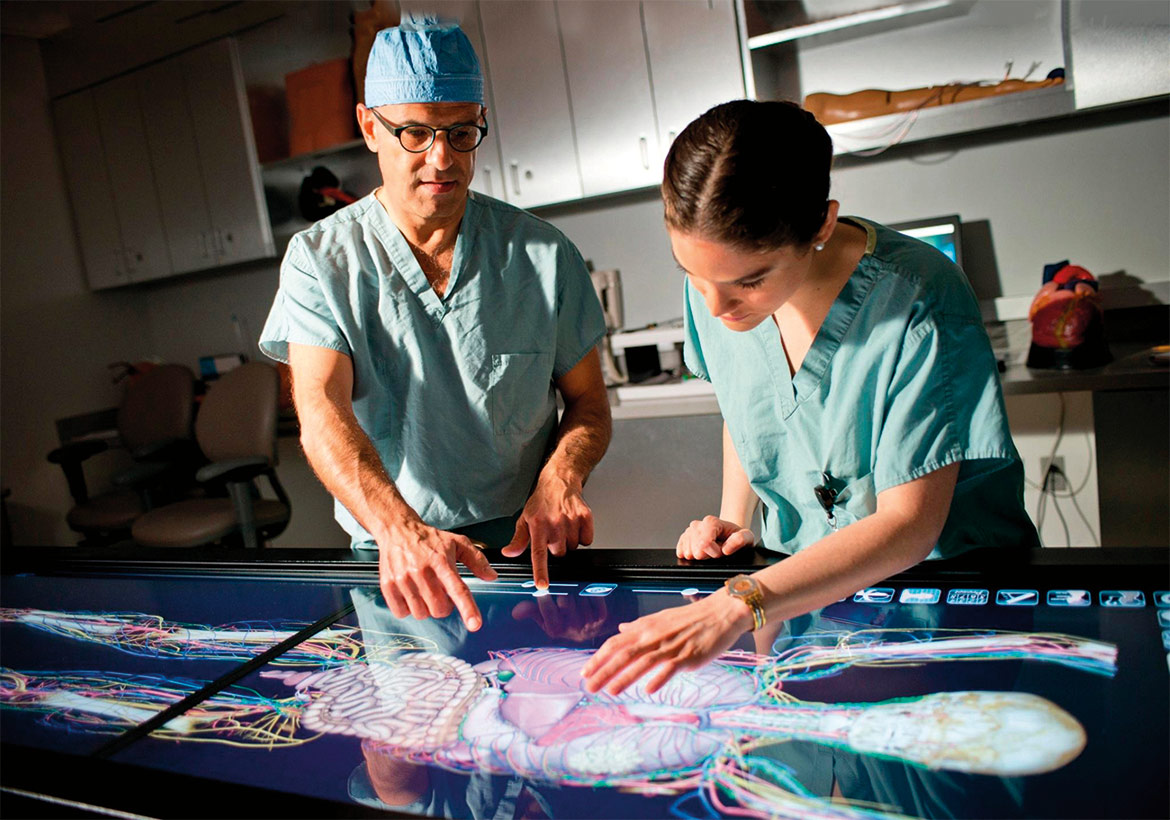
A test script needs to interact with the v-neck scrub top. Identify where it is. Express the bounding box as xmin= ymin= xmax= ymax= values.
xmin=683 ymin=218 xmax=1038 ymax=558
xmin=259 ymin=191 xmax=606 ymax=546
